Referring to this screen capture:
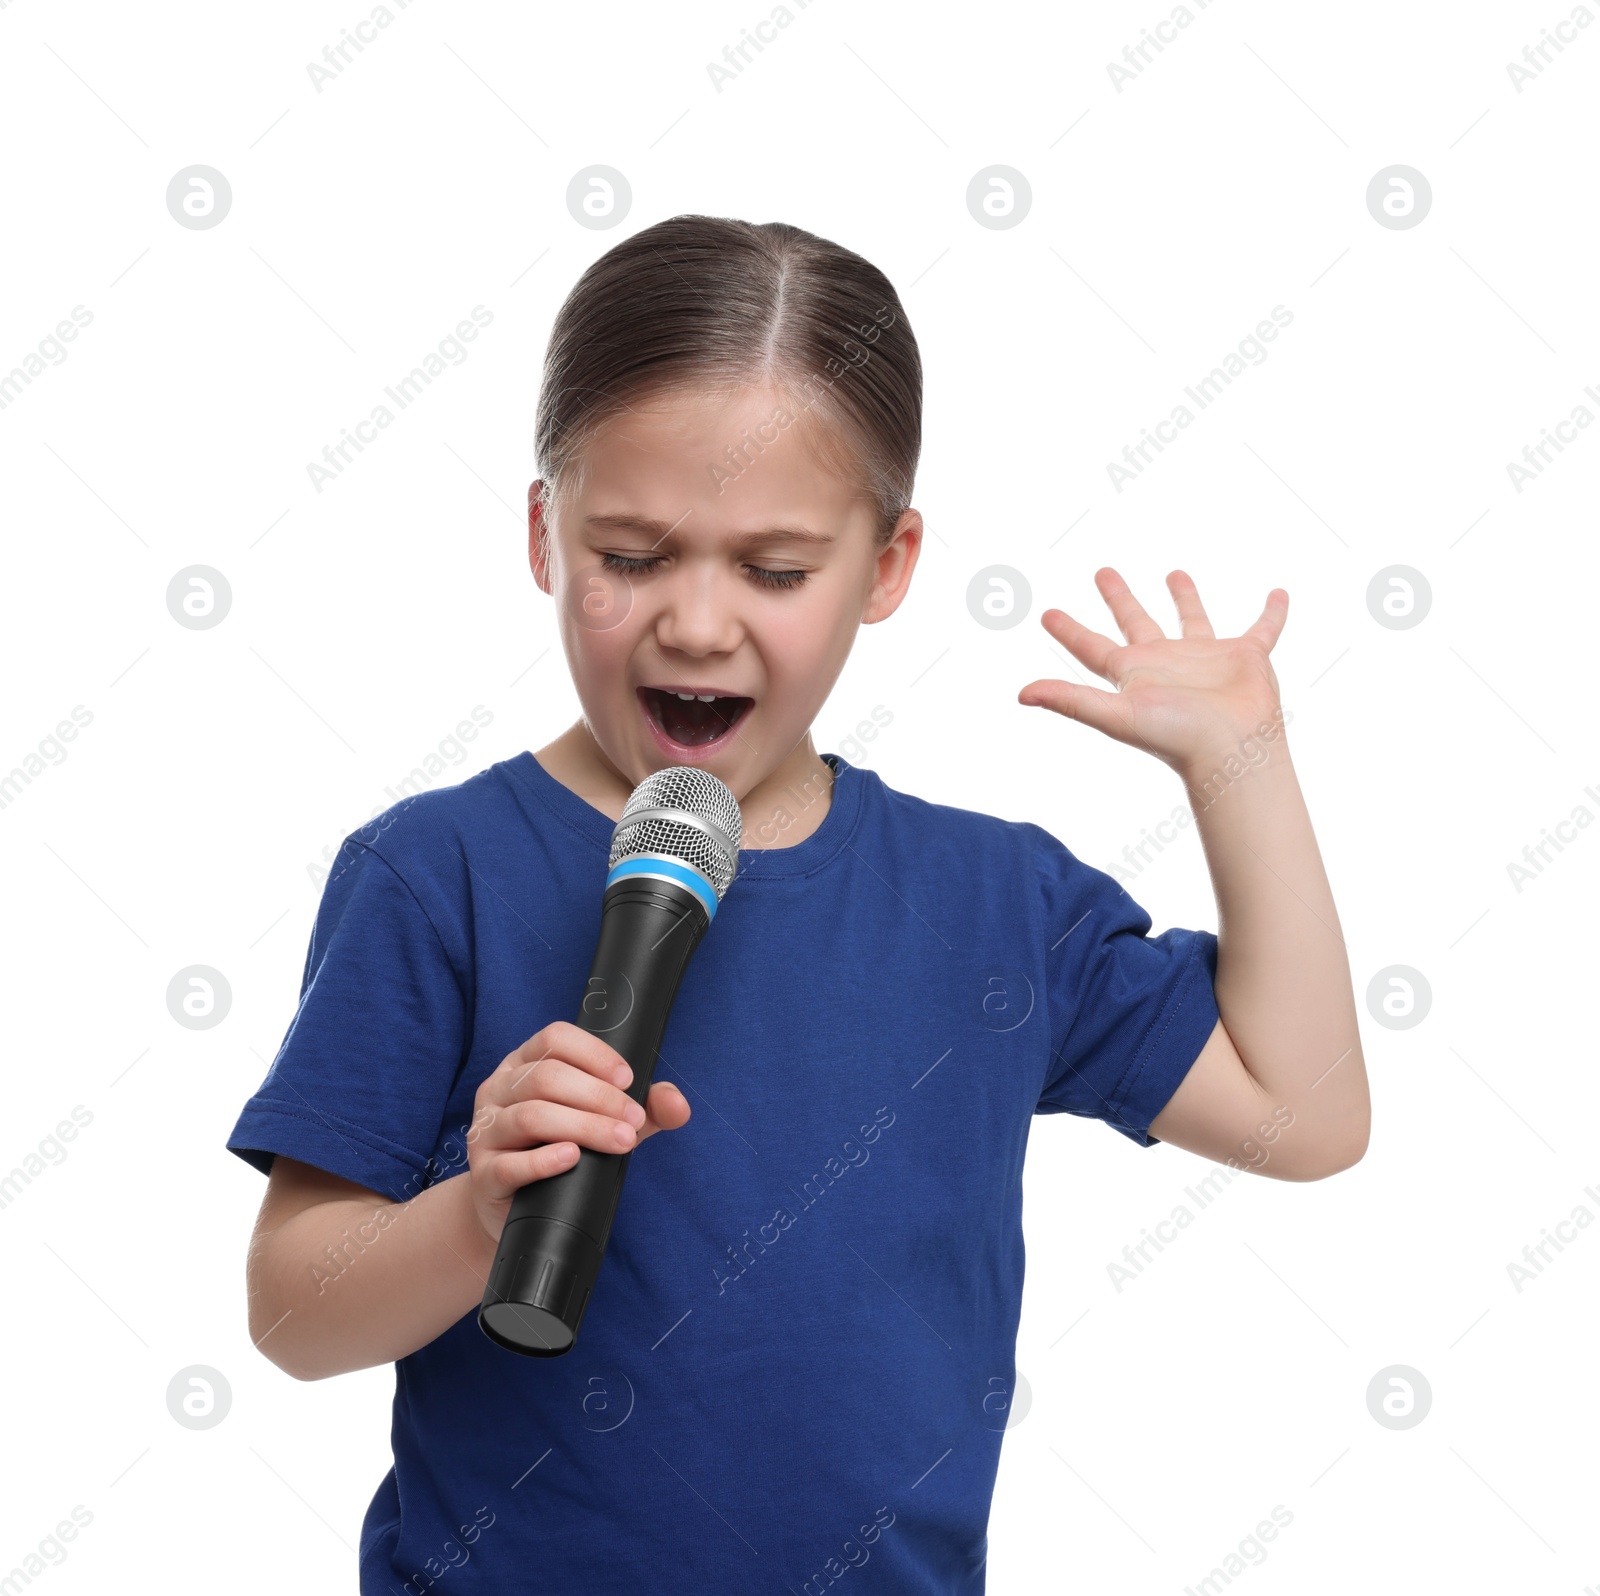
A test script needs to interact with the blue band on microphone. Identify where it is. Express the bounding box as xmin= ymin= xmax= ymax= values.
xmin=604 ymin=854 xmax=720 ymax=920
